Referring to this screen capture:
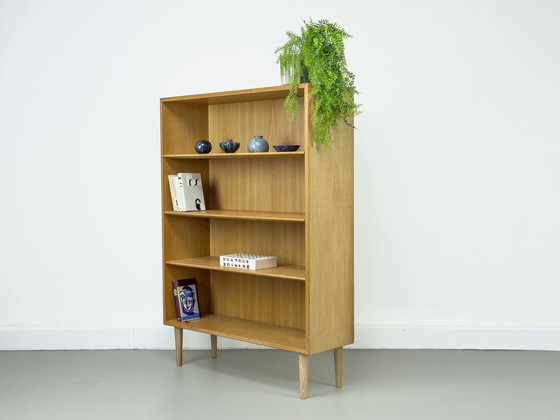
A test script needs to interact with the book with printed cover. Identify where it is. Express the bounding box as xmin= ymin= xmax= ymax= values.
xmin=172 ymin=278 xmax=200 ymax=321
